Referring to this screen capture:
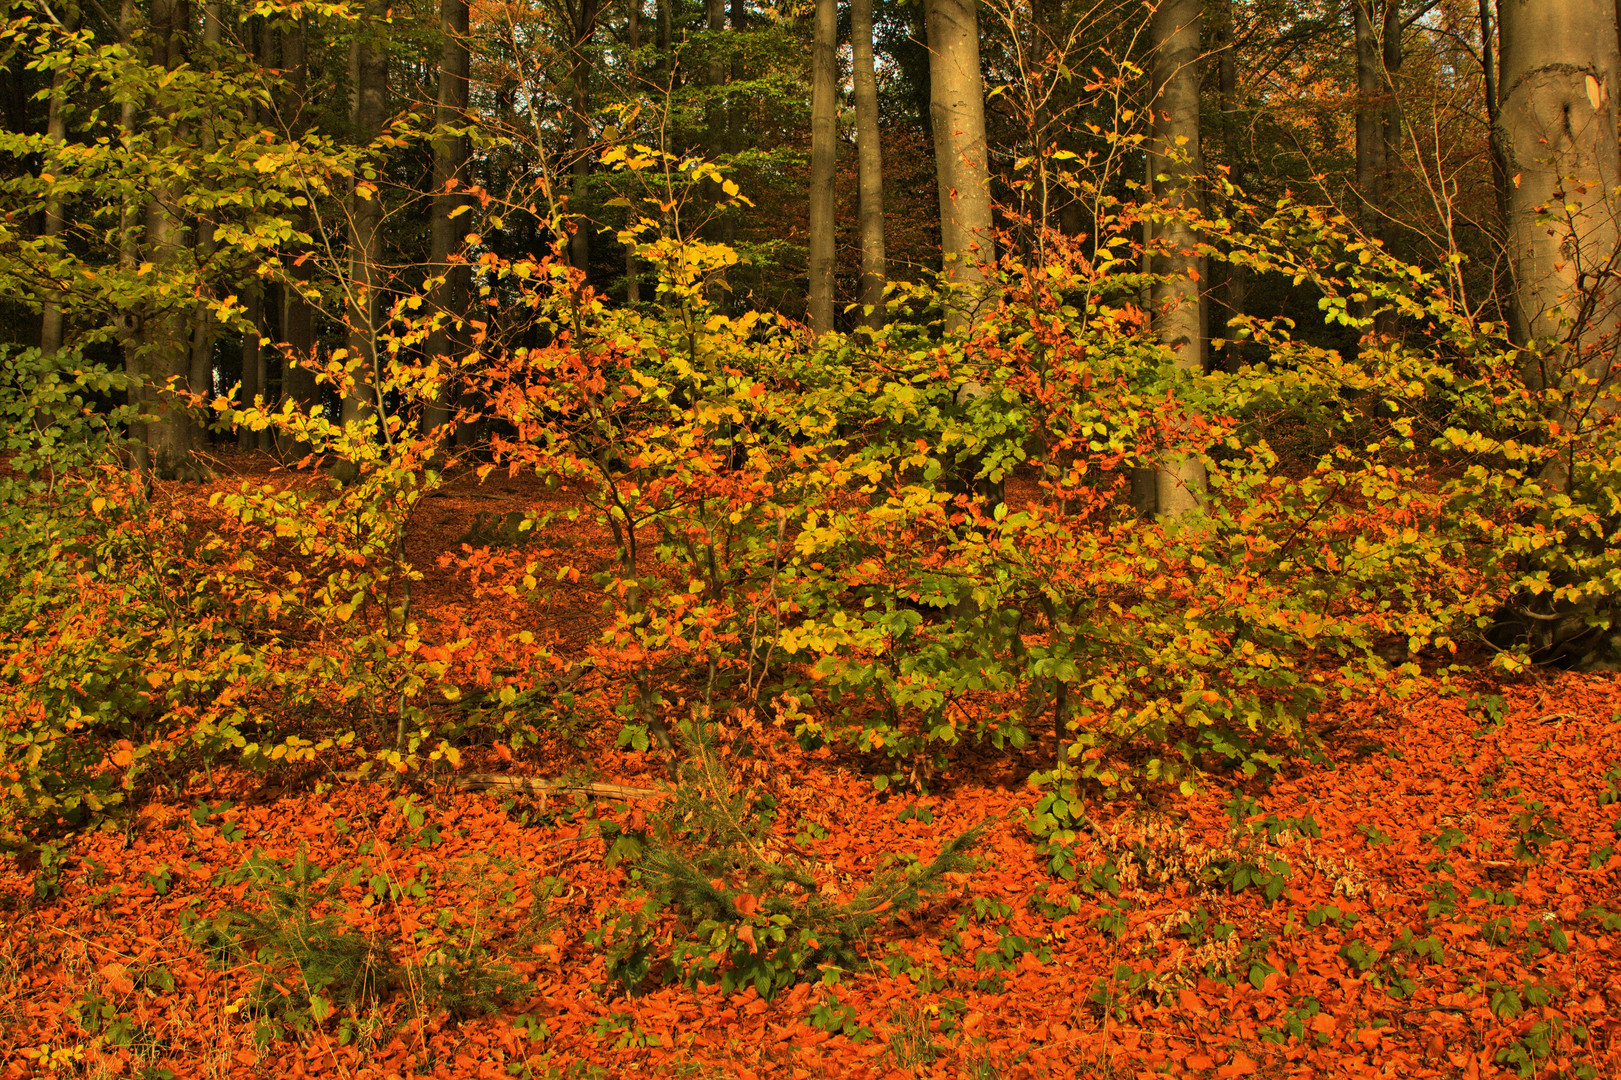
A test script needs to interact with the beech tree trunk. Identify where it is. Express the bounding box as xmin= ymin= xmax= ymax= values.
xmin=38 ymin=3 xmax=77 ymax=355
xmin=624 ymin=0 xmax=641 ymax=304
xmin=924 ymin=0 xmax=995 ymax=320
xmin=806 ymin=0 xmax=838 ymax=335
xmin=143 ymin=0 xmax=200 ymax=479
xmin=568 ymin=0 xmax=599 ymax=279
xmin=278 ymin=17 xmax=318 ymax=453
xmin=1498 ymin=0 xmax=1621 ymax=447
xmin=1355 ymin=2 xmax=1387 ymax=247
xmin=423 ymin=0 xmax=471 ymax=437
xmin=117 ymin=0 xmax=148 ymax=474
xmin=852 ymin=0 xmax=887 ymax=330
xmin=239 ymin=286 xmax=262 ymax=450
xmin=1147 ymin=0 xmax=1208 ymax=517
xmin=342 ymin=1 xmax=388 ymax=437
xmin=1214 ymin=0 xmax=1246 ymax=373
xmin=187 ymin=2 xmax=223 ymax=418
